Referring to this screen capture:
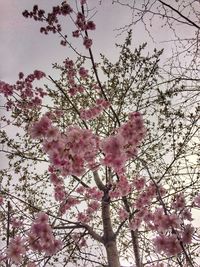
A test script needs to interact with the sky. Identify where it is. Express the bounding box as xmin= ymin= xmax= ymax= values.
xmin=1 ymin=0 xmax=196 ymax=86
xmin=0 ymin=0 xmax=179 ymax=83
xmin=0 ymin=0 xmax=127 ymax=81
